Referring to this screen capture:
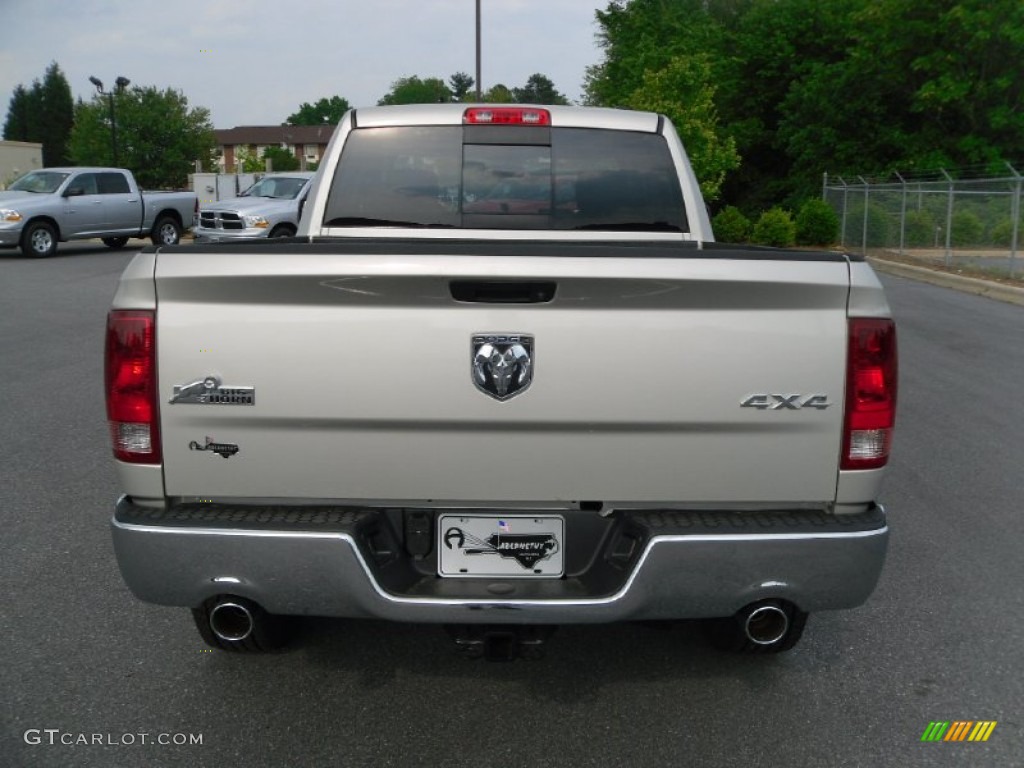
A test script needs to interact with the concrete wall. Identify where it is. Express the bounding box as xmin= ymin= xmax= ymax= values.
xmin=190 ymin=172 xmax=260 ymax=203
xmin=0 ymin=141 xmax=44 ymax=188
